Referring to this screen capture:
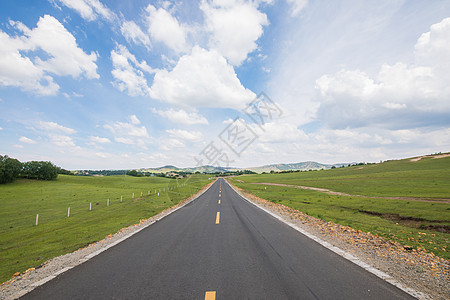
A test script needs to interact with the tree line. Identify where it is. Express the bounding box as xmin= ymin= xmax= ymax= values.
xmin=0 ymin=155 xmax=70 ymax=184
